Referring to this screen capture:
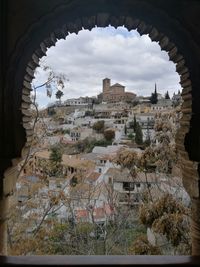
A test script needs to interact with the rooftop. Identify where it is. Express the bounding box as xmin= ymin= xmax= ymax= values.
xmin=110 ymin=83 xmax=124 ymax=87
xmin=35 ymin=150 xmax=95 ymax=169
xmin=106 ymin=168 xmax=160 ymax=183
